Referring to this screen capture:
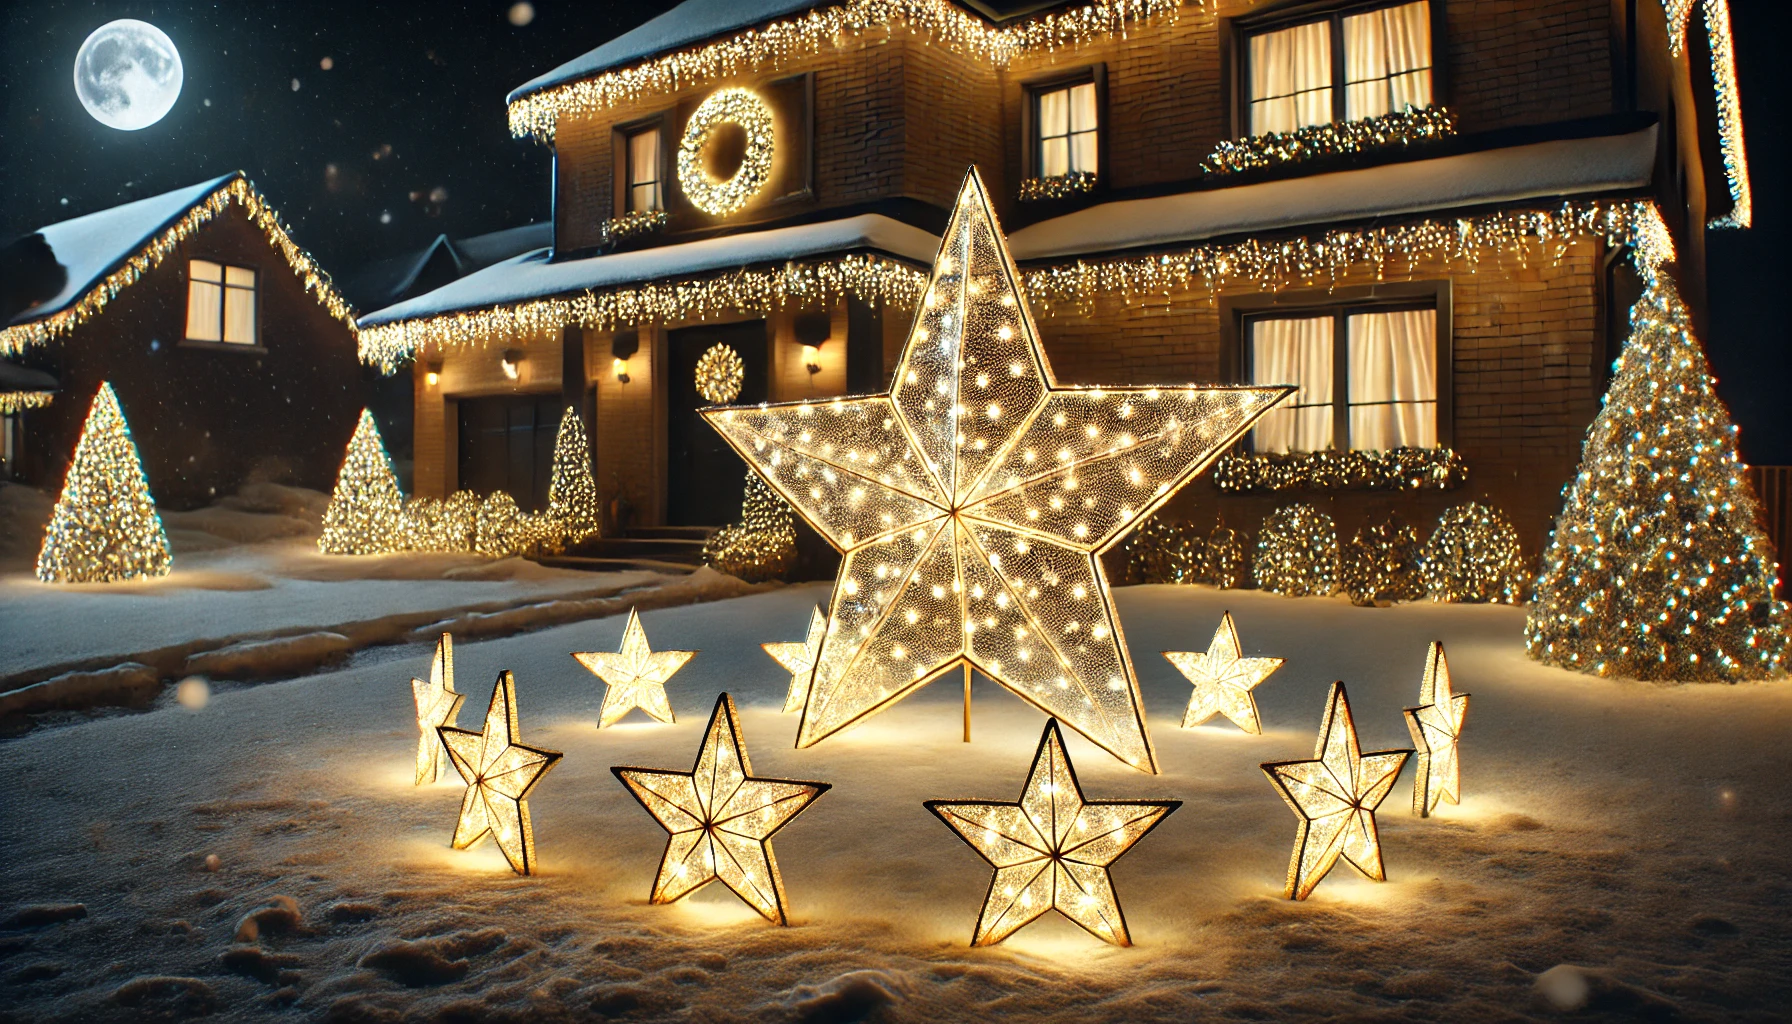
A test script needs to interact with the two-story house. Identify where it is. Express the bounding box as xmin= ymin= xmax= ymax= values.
xmin=356 ymin=0 xmax=1749 ymax=558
